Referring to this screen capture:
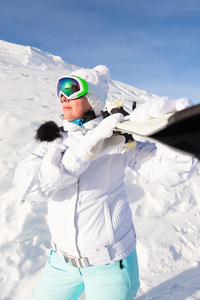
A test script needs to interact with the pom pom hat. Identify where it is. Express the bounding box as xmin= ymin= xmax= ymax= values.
xmin=70 ymin=65 xmax=110 ymax=117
